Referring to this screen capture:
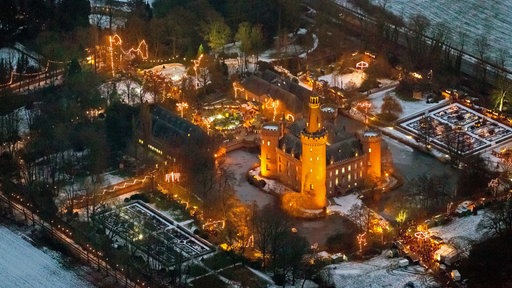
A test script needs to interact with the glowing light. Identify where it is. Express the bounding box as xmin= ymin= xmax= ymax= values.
xmin=109 ymin=34 xmax=149 ymax=76
xmin=357 ymin=232 xmax=367 ymax=253
xmin=192 ymin=54 xmax=204 ymax=88
xmin=0 ymin=60 xmax=69 ymax=88
xmin=176 ymin=102 xmax=189 ymax=118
